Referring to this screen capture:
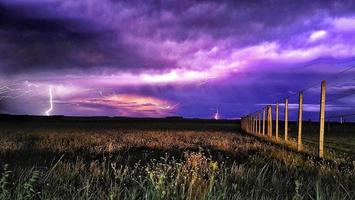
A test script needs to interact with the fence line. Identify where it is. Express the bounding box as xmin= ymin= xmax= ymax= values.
xmin=241 ymin=80 xmax=327 ymax=158
xmin=240 ymin=77 xmax=355 ymax=159
xmin=241 ymin=64 xmax=355 ymax=159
